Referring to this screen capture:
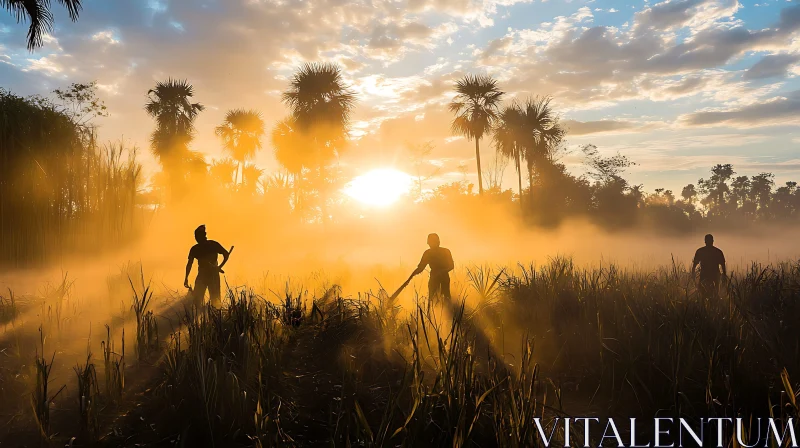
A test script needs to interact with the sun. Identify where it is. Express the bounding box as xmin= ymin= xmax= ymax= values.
xmin=344 ymin=168 xmax=413 ymax=207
